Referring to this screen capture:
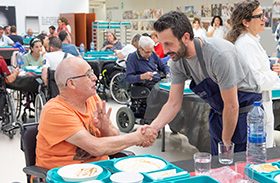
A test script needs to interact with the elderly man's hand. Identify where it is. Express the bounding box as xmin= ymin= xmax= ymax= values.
xmin=136 ymin=125 xmax=158 ymax=147
xmin=93 ymin=100 xmax=112 ymax=130
xmin=141 ymin=72 xmax=153 ymax=81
